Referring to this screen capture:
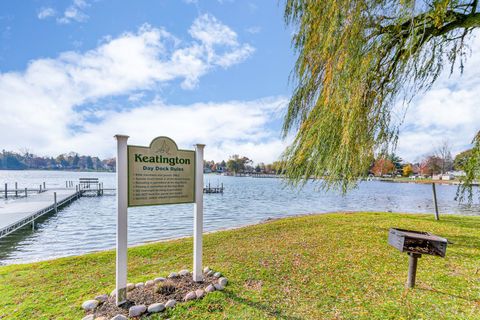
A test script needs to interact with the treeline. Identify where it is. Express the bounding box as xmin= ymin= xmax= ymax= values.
xmin=370 ymin=141 xmax=469 ymax=177
xmin=204 ymin=154 xmax=285 ymax=174
xmin=0 ymin=150 xmax=115 ymax=171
